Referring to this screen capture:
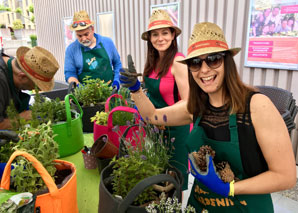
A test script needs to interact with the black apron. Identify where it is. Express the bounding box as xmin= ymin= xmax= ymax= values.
xmin=144 ymin=76 xmax=190 ymax=190
xmin=186 ymin=114 xmax=273 ymax=212
xmin=78 ymin=42 xmax=113 ymax=84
